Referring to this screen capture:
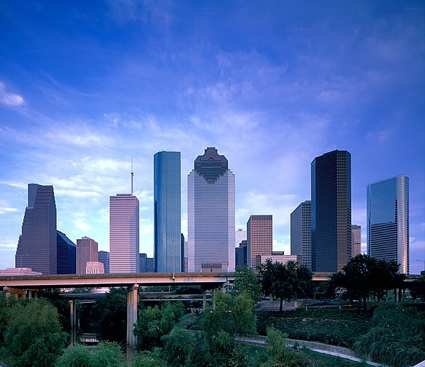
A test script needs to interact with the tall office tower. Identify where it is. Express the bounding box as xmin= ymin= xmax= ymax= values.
xmin=311 ymin=150 xmax=351 ymax=272
xmin=98 ymin=251 xmax=110 ymax=273
xmin=188 ymin=147 xmax=235 ymax=272
xmin=235 ymin=240 xmax=248 ymax=268
xmin=247 ymin=215 xmax=273 ymax=269
xmin=154 ymin=151 xmax=181 ymax=272
xmin=110 ymin=194 xmax=139 ymax=273
xmin=367 ymin=176 xmax=409 ymax=274
xmin=181 ymin=234 xmax=185 ymax=272
xmin=76 ymin=236 xmax=98 ymax=275
xmin=351 ymin=225 xmax=362 ymax=257
xmin=290 ymin=201 xmax=312 ymax=269
xmin=57 ymin=231 xmax=76 ymax=274
xmin=235 ymin=229 xmax=247 ymax=246
xmin=15 ymin=184 xmax=57 ymax=274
